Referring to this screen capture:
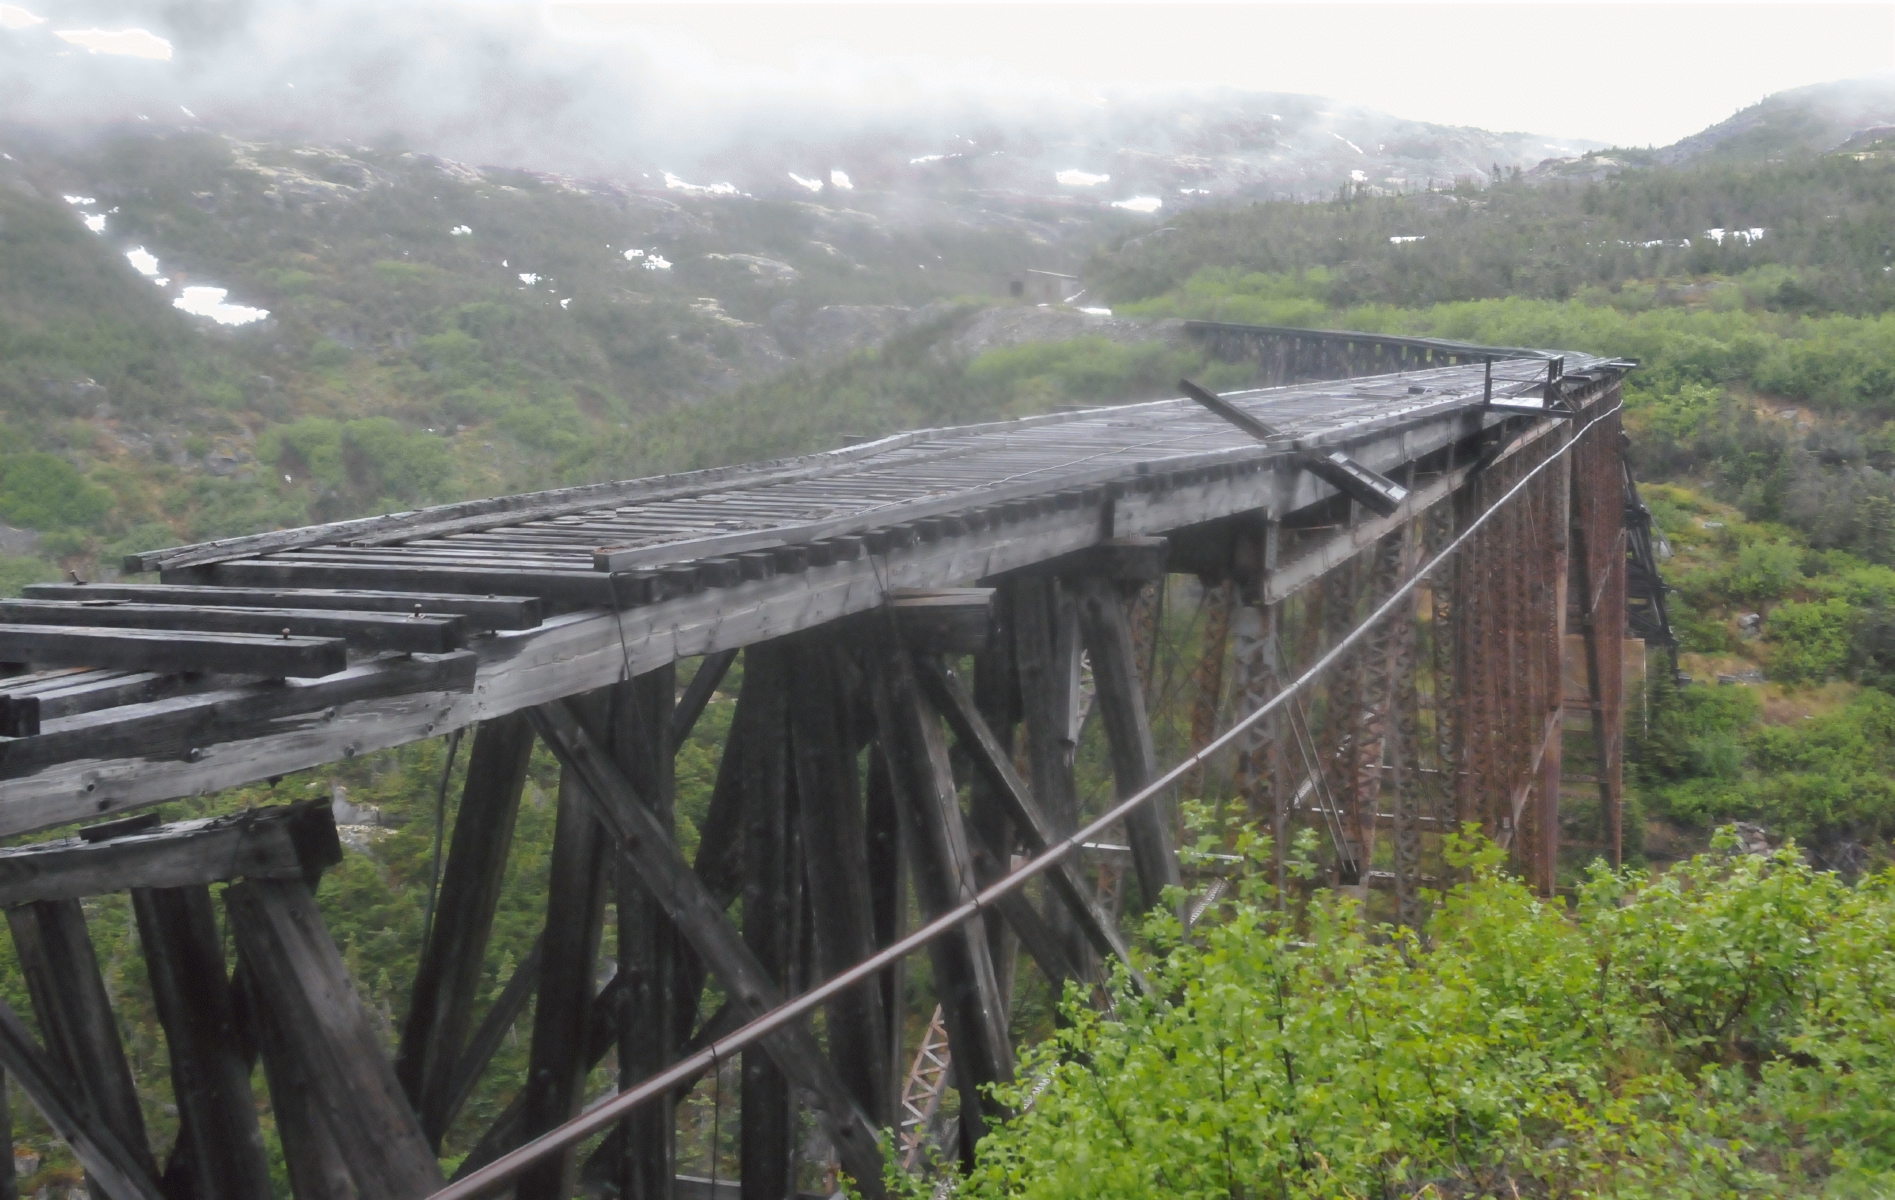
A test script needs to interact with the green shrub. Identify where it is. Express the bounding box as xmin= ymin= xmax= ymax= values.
xmin=1768 ymin=598 xmax=1859 ymax=682
xmin=0 ymin=453 xmax=113 ymax=531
